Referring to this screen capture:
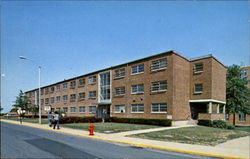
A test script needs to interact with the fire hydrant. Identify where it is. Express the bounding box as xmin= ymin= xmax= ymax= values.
xmin=88 ymin=124 xmax=94 ymax=136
